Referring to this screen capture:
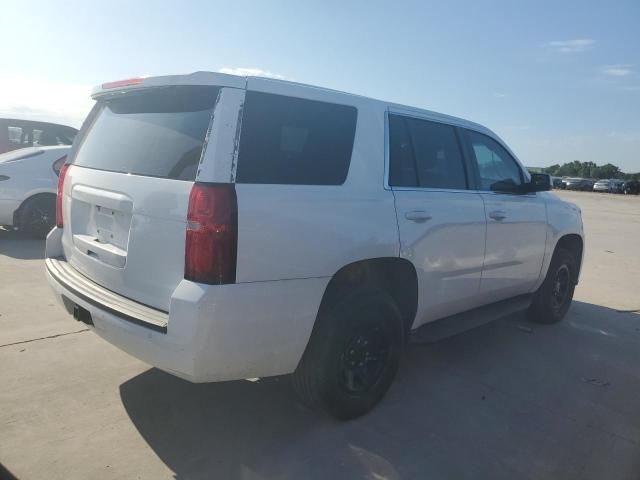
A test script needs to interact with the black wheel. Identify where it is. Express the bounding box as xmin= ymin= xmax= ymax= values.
xmin=17 ymin=194 xmax=56 ymax=239
xmin=528 ymin=248 xmax=577 ymax=324
xmin=292 ymin=289 xmax=403 ymax=420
